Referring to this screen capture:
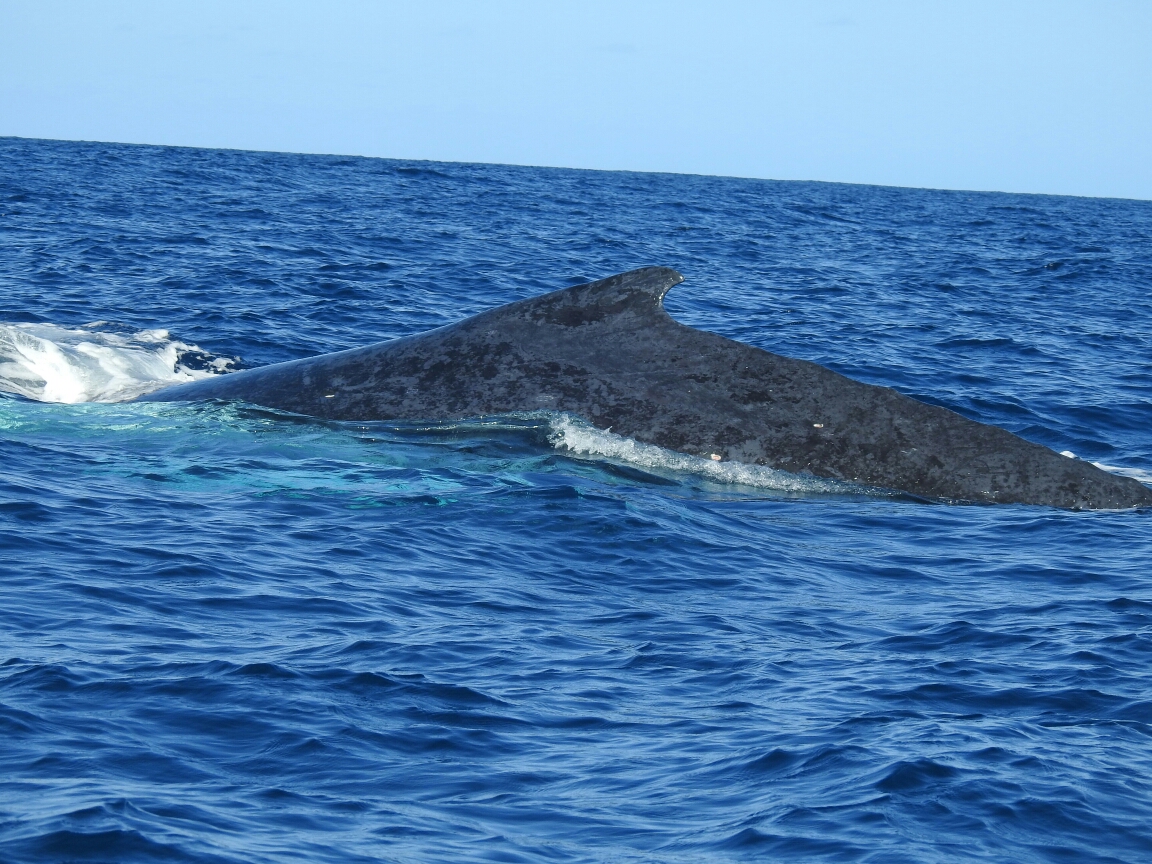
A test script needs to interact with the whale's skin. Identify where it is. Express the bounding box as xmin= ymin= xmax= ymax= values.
xmin=139 ymin=267 xmax=1151 ymax=509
